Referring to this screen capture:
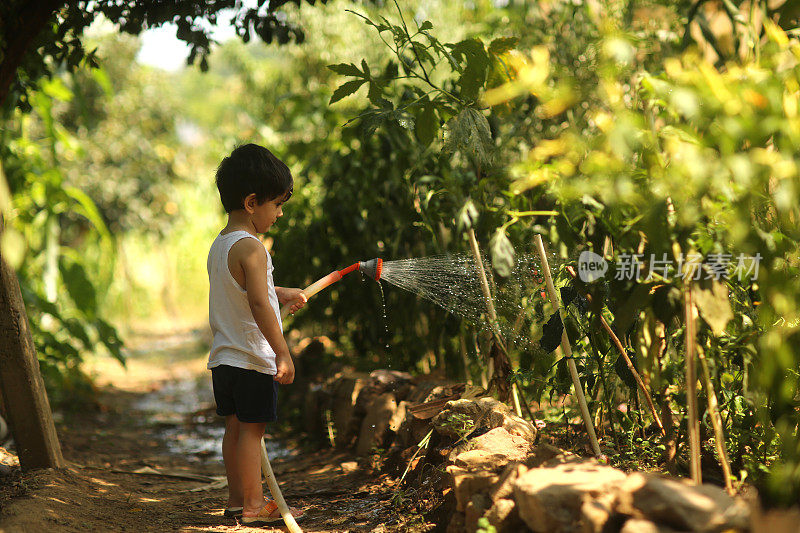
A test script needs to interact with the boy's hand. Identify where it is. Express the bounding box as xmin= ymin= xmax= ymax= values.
xmin=278 ymin=287 xmax=307 ymax=315
xmin=274 ymin=353 xmax=295 ymax=385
